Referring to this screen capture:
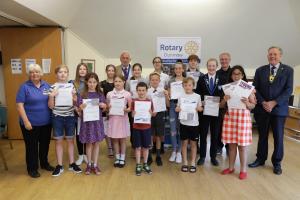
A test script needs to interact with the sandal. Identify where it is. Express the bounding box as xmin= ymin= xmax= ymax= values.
xmin=189 ymin=166 xmax=197 ymax=173
xmin=181 ymin=165 xmax=189 ymax=172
